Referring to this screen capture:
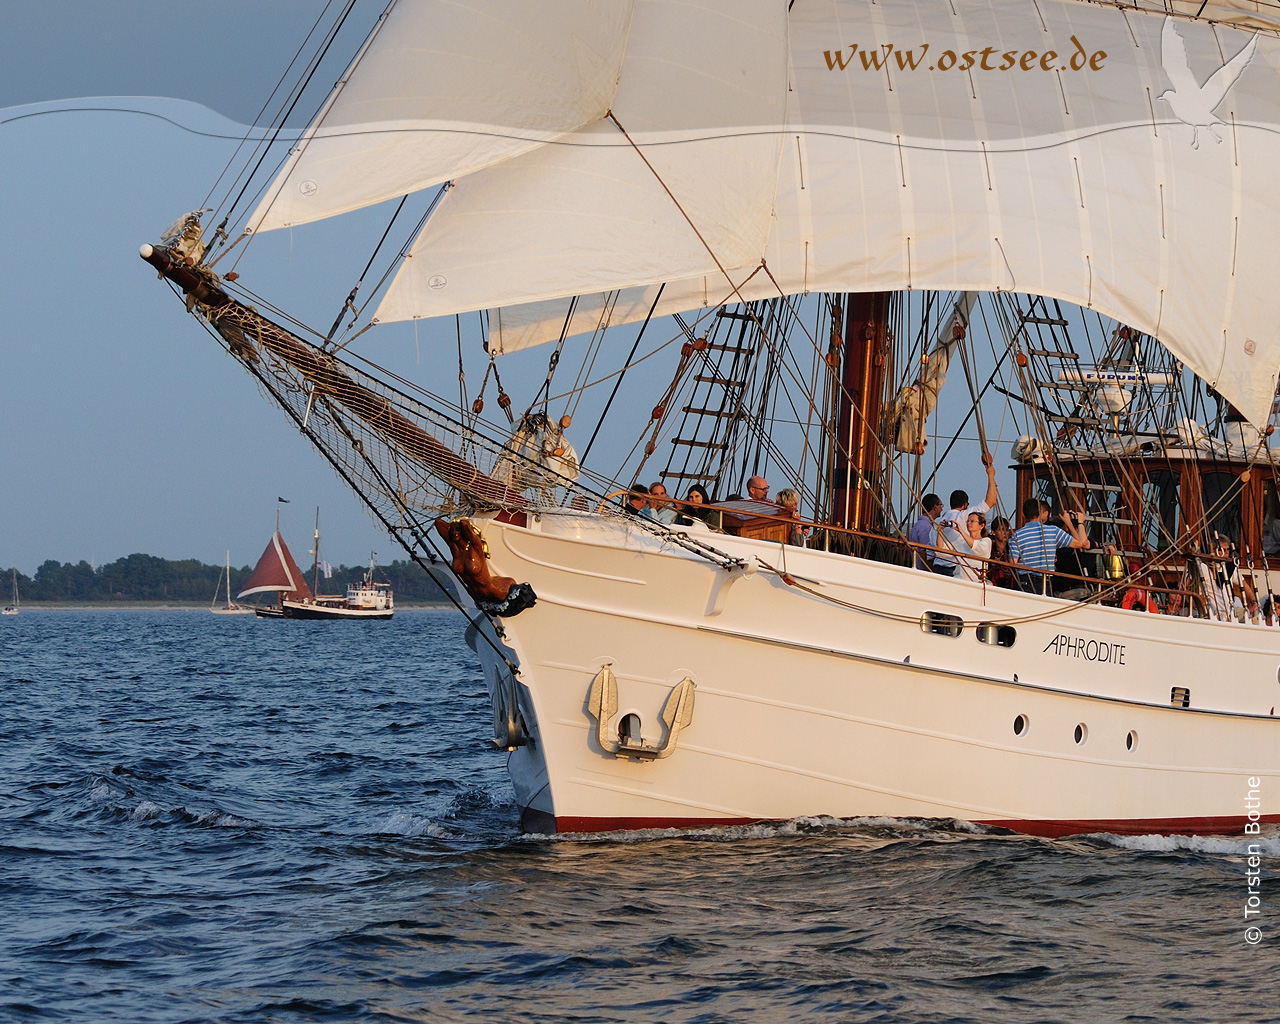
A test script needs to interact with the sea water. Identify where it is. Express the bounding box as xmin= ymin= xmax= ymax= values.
xmin=1 ymin=610 xmax=1276 ymax=1023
